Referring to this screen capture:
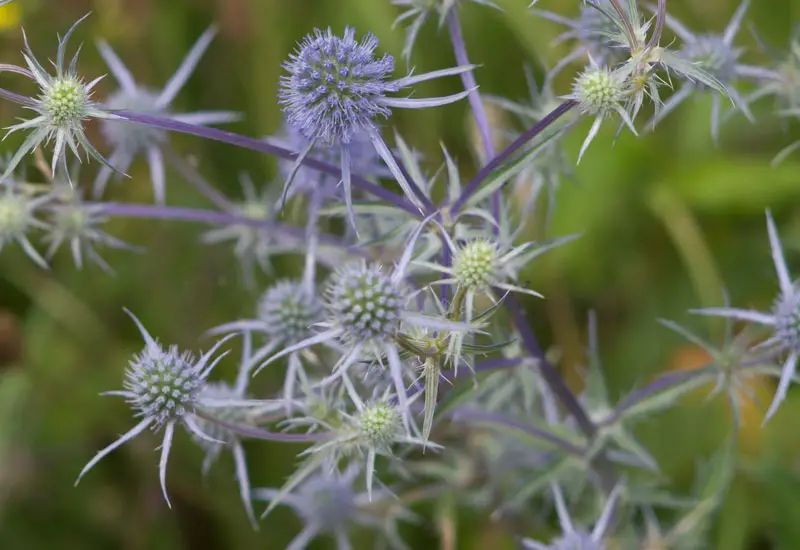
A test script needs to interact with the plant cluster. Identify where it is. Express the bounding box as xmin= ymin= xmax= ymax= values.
xmin=1 ymin=0 xmax=798 ymax=548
